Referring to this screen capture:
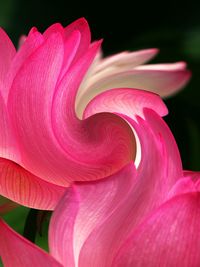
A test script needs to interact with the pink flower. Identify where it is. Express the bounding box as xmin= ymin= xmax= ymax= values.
xmin=0 ymin=18 xmax=190 ymax=210
xmin=0 ymin=111 xmax=200 ymax=266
